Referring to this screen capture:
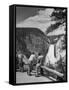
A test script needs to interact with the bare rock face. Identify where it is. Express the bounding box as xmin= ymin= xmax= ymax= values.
xmin=16 ymin=28 xmax=49 ymax=58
